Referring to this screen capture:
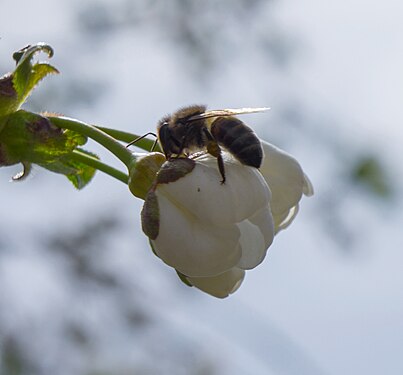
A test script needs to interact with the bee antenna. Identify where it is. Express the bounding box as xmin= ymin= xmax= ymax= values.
xmin=126 ymin=132 xmax=157 ymax=150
